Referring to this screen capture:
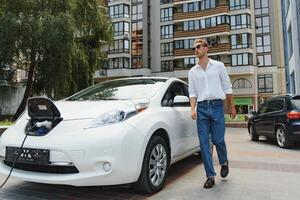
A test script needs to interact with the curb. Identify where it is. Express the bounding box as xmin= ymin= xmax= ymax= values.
xmin=226 ymin=122 xmax=247 ymax=128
